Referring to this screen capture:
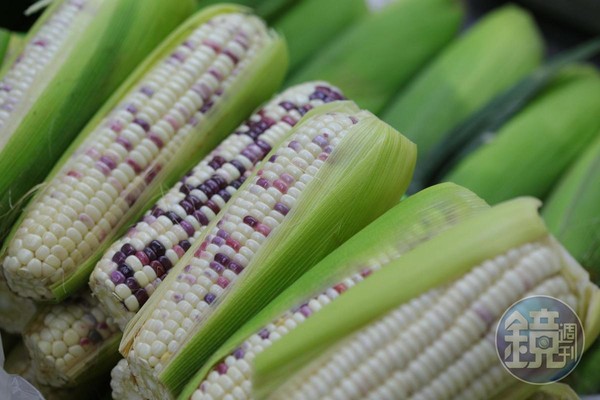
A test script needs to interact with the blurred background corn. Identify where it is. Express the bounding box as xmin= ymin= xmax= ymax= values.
xmin=178 ymin=182 xmax=489 ymax=400
xmin=23 ymin=291 xmax=121 ymax=387
xmin=286 ymin=0 xmax=463 ymax=113
xmin=120 ymin=102 xmax=416 ymax=398
xmin=1 ymin=5 xmax=287 ymax=301
xmin=444 ymin=67 xmax=600 ymax=204
xmin=253 ymin=198 xmax=600 ymax=400
xmin=381 ymin=5 xmax=543 ymax=192
xmin=0 ymin=0 xmax=194 ymax=238
xmin=90 ymin=81 xmax=345 ymax=330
